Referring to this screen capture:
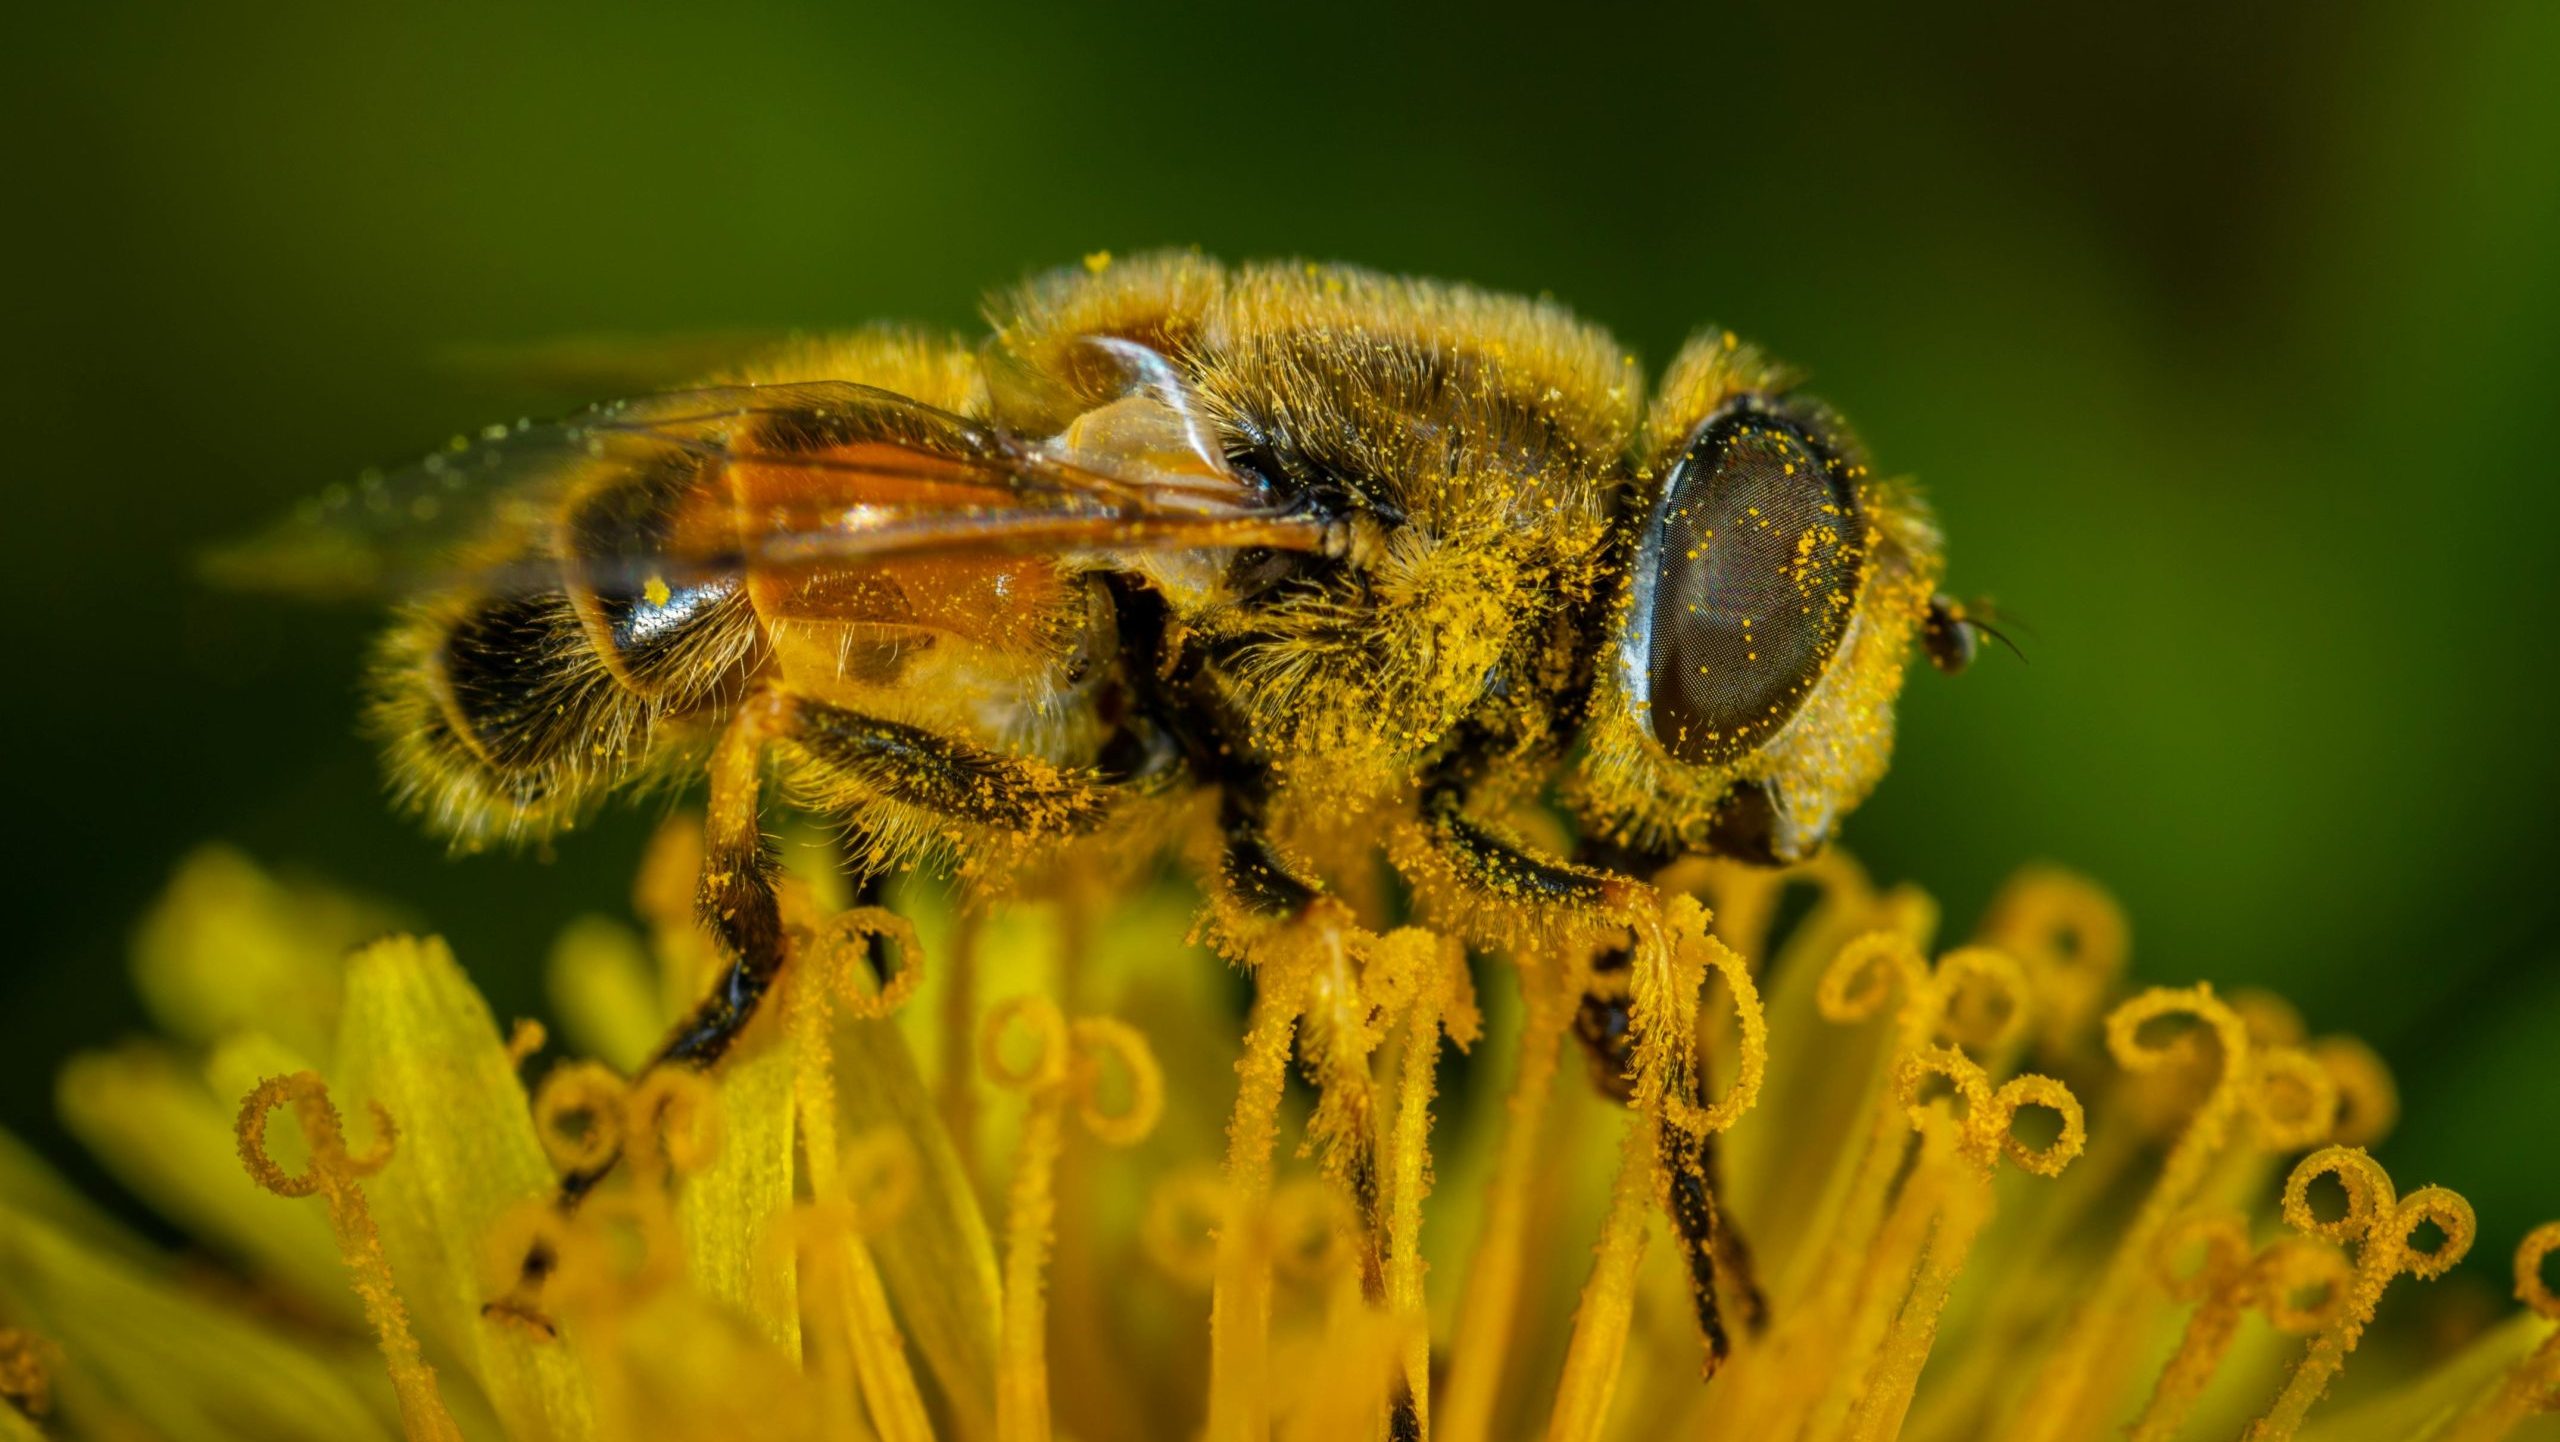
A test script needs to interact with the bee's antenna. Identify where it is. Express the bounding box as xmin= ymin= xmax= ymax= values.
xmin=1966 ymin=615 xmax=2030 ymax=665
